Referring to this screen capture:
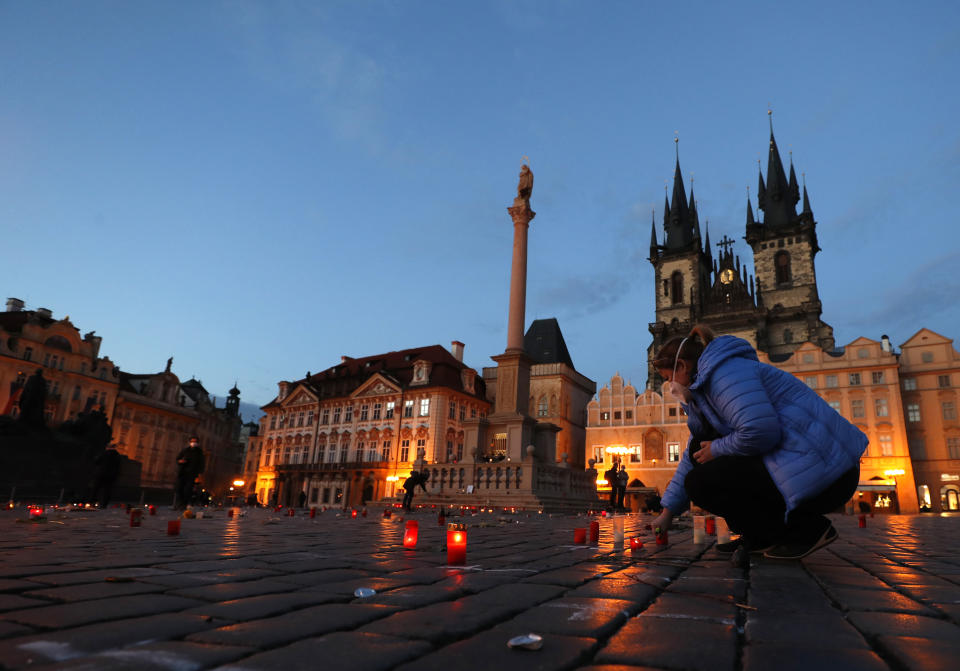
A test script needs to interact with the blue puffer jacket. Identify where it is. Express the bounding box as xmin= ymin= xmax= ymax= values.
xmin=661 ymin=336 xmax=867 ymax=516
